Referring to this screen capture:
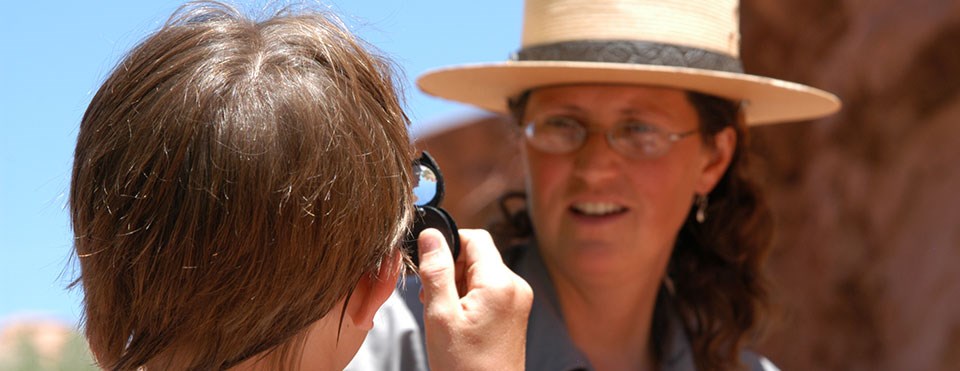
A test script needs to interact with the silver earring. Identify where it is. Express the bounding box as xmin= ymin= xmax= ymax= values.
xmin=662 ymin=274 xmax=676 ymax=296
xmin=695 ymin=194 xmax=708 ymax=223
